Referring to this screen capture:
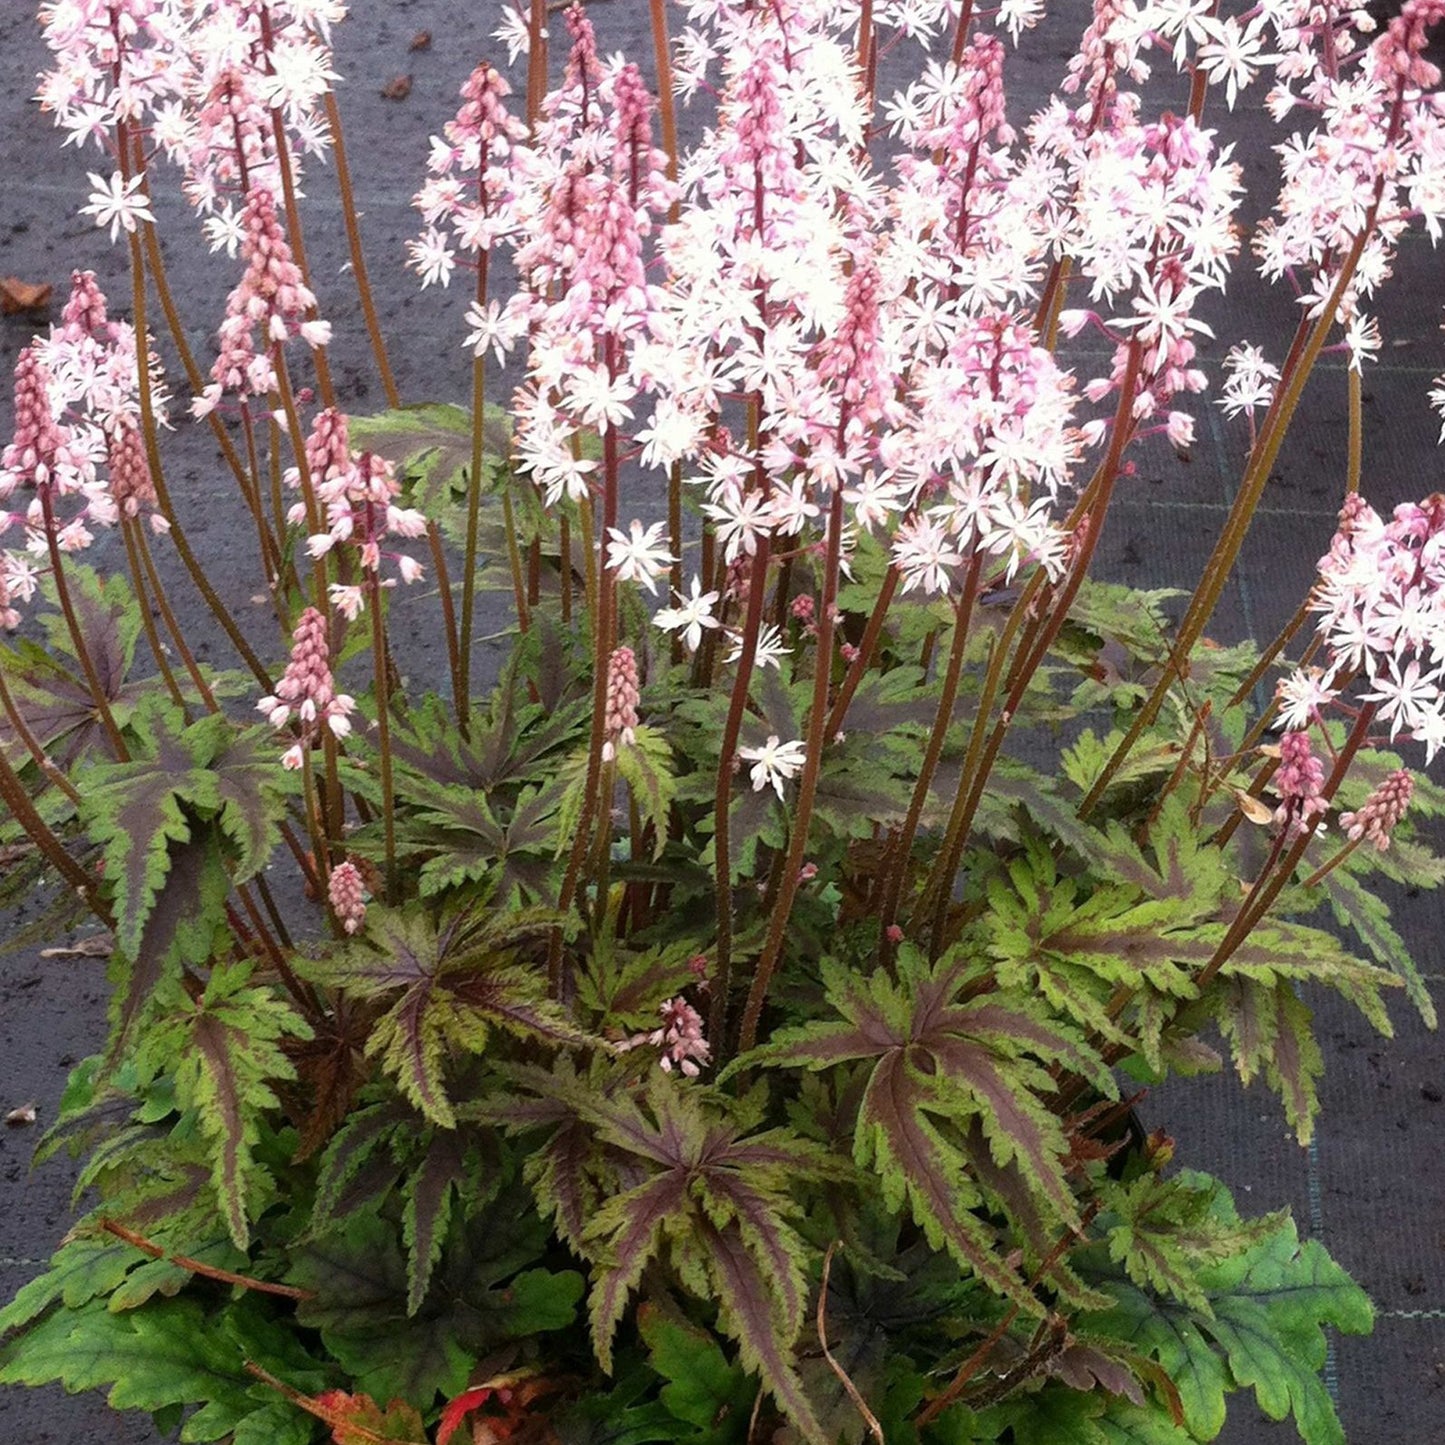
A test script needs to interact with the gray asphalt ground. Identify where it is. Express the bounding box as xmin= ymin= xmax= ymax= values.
xmin=3 ymin=3 xmax=1445 ymax=1441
